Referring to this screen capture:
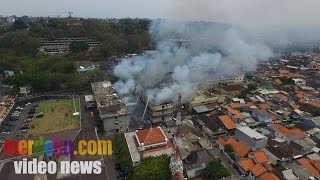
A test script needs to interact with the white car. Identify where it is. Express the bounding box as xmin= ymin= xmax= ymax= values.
xmin=25 ymin=102 xmax=32 ymax=106
xmin=1 ymin=131 xmax=10 ymax=135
